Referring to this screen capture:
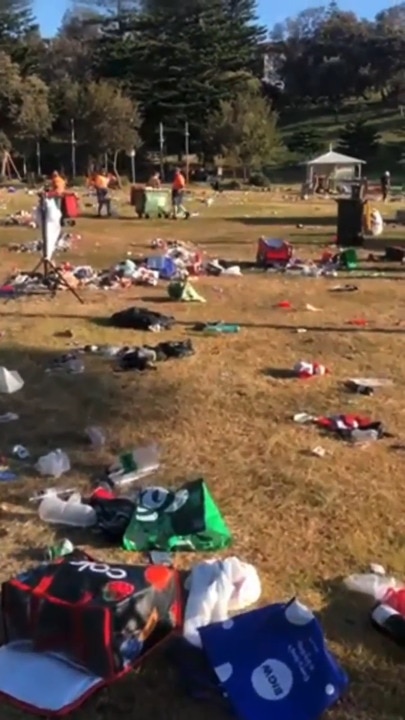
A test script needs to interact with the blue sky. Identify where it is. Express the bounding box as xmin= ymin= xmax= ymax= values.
xmin=33 ymin=0 xmax=396 ymax=36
